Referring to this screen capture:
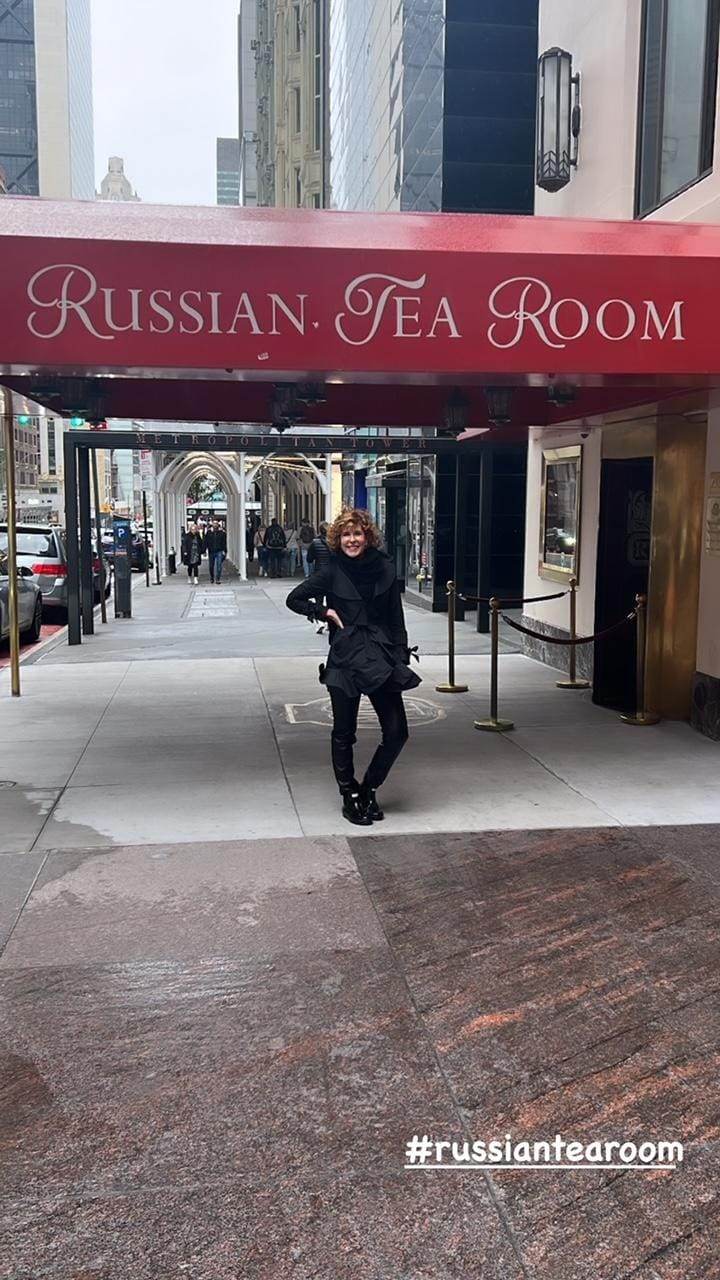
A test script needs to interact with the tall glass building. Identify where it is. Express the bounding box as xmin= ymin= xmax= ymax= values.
xmin=0 ymin=0 xmax=94 ymax=198
xmin=331 ymin=0 xmax=538 ymax=615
